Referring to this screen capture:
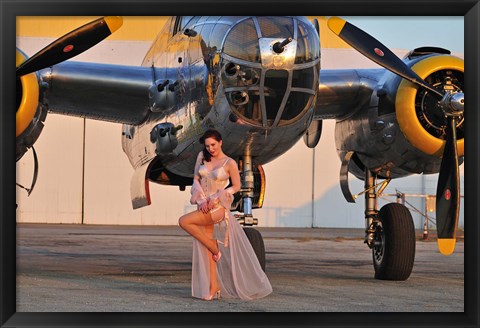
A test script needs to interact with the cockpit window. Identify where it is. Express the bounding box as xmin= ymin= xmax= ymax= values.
xmin=257 ymin=16 xmax=294 ymax=39
xmin=281 ymin=92 xmax=313 ymax=121
xmin=174 ymin=16 xmax=195 ymax=35
xmin=180 ymin=16 xmax=194 ymax=30
xmin=222 ymin=17 xmax=319 ymax=128
xmin=209 ymin=23 xmax=230 ymax=53
xmin=223 ymin=18 xmax=261 ymax=63
xmin=264 ymin=70 xmax=289 ymax=121
xmin=292 ymin=67 xmax=315 ymax=89
xmin=295 ymin=20 xmax=320 ymax=64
